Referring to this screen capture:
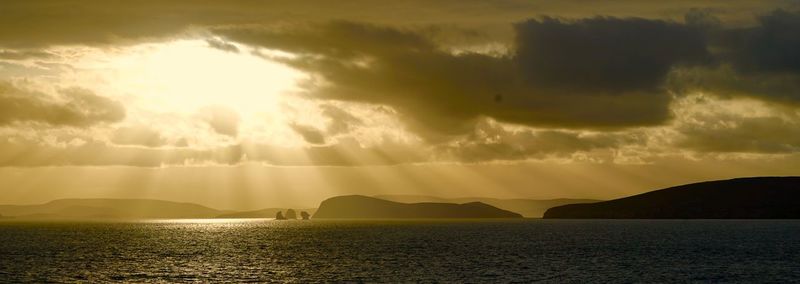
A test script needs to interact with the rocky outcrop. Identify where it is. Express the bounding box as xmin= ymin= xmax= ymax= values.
xmin=285 ymin=209 xmax=297 ymax=219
